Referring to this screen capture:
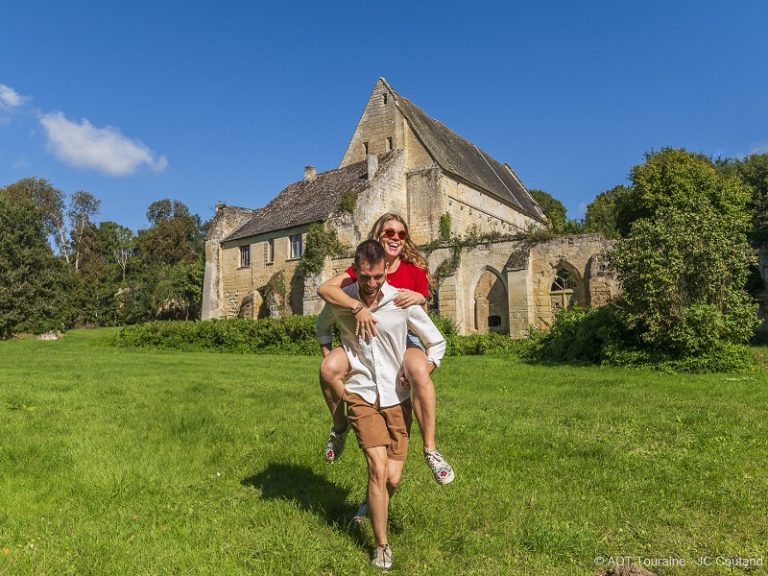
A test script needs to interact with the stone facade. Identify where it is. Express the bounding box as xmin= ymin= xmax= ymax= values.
xmin=202 ymin=79 xmax=621 ymax=335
